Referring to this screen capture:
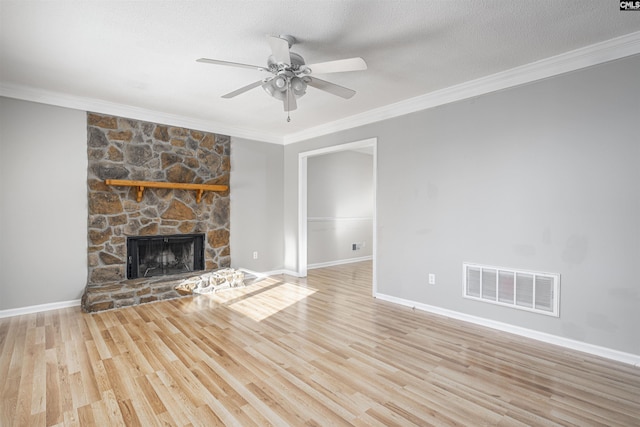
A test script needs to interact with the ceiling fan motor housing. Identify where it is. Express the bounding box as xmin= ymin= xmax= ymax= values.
xmin=267 ymin=52 xmax=306 ymax=72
